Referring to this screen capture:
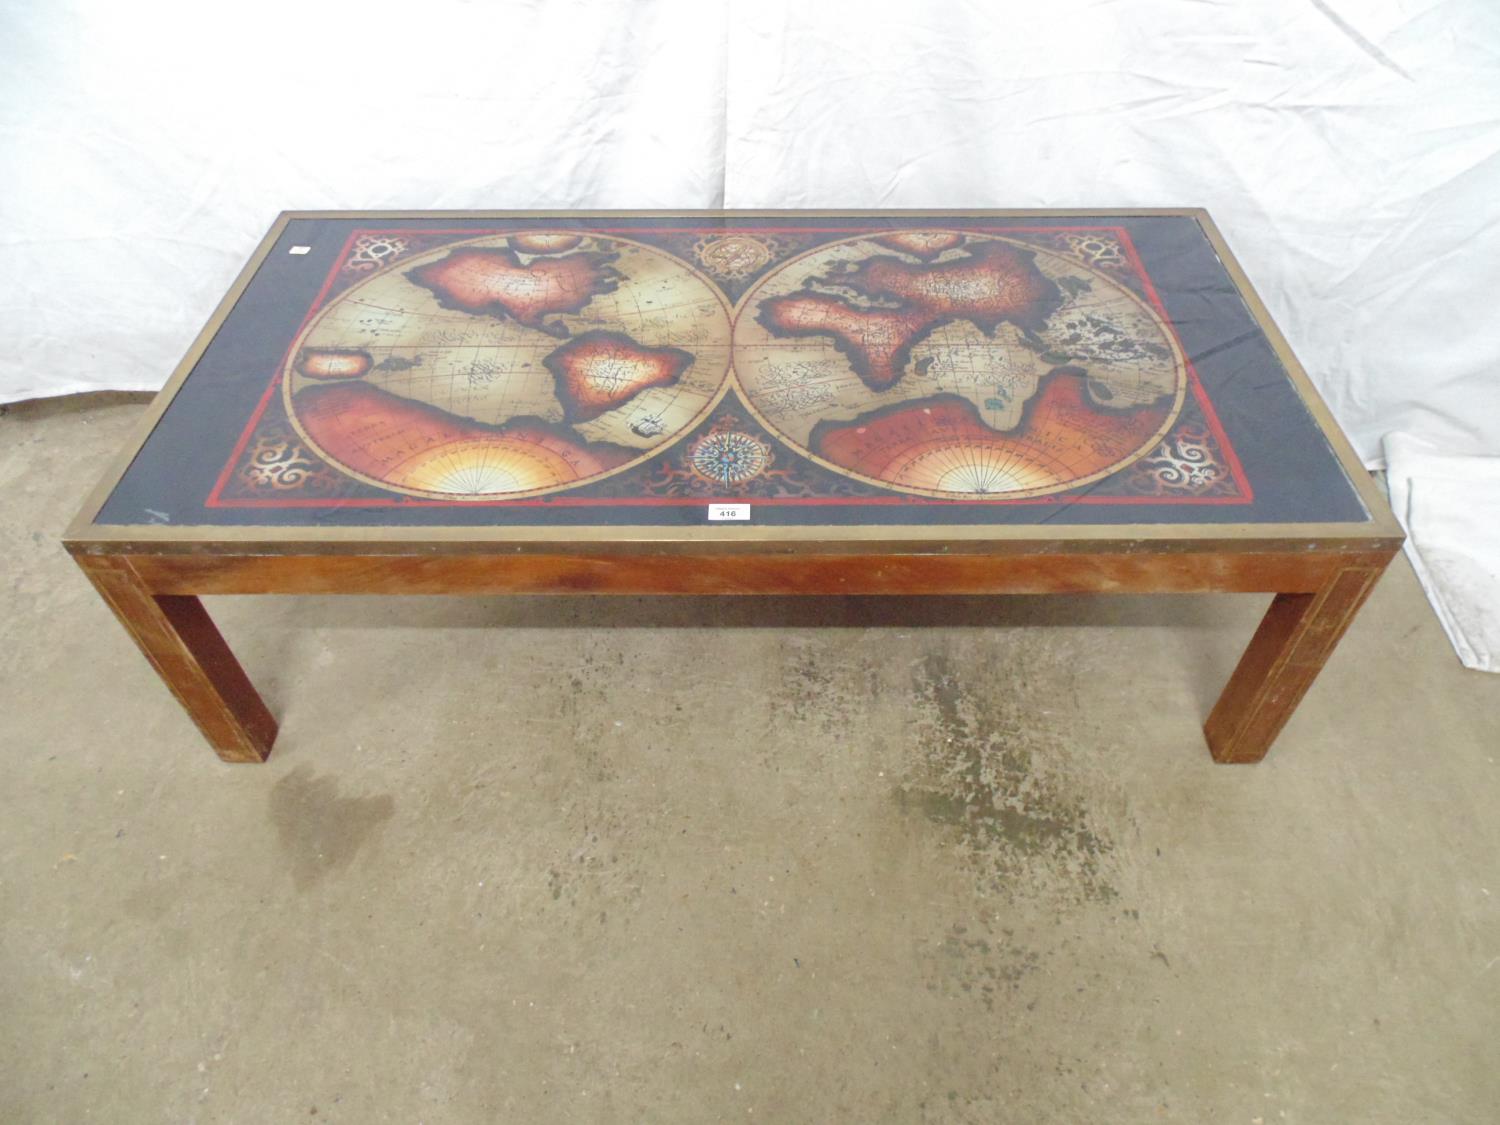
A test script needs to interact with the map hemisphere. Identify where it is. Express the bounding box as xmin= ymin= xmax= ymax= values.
xmin=282 ymin=232 xmax=733 ymax=499
xmin=733 ymin=231 xmax=1188 ymax=498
